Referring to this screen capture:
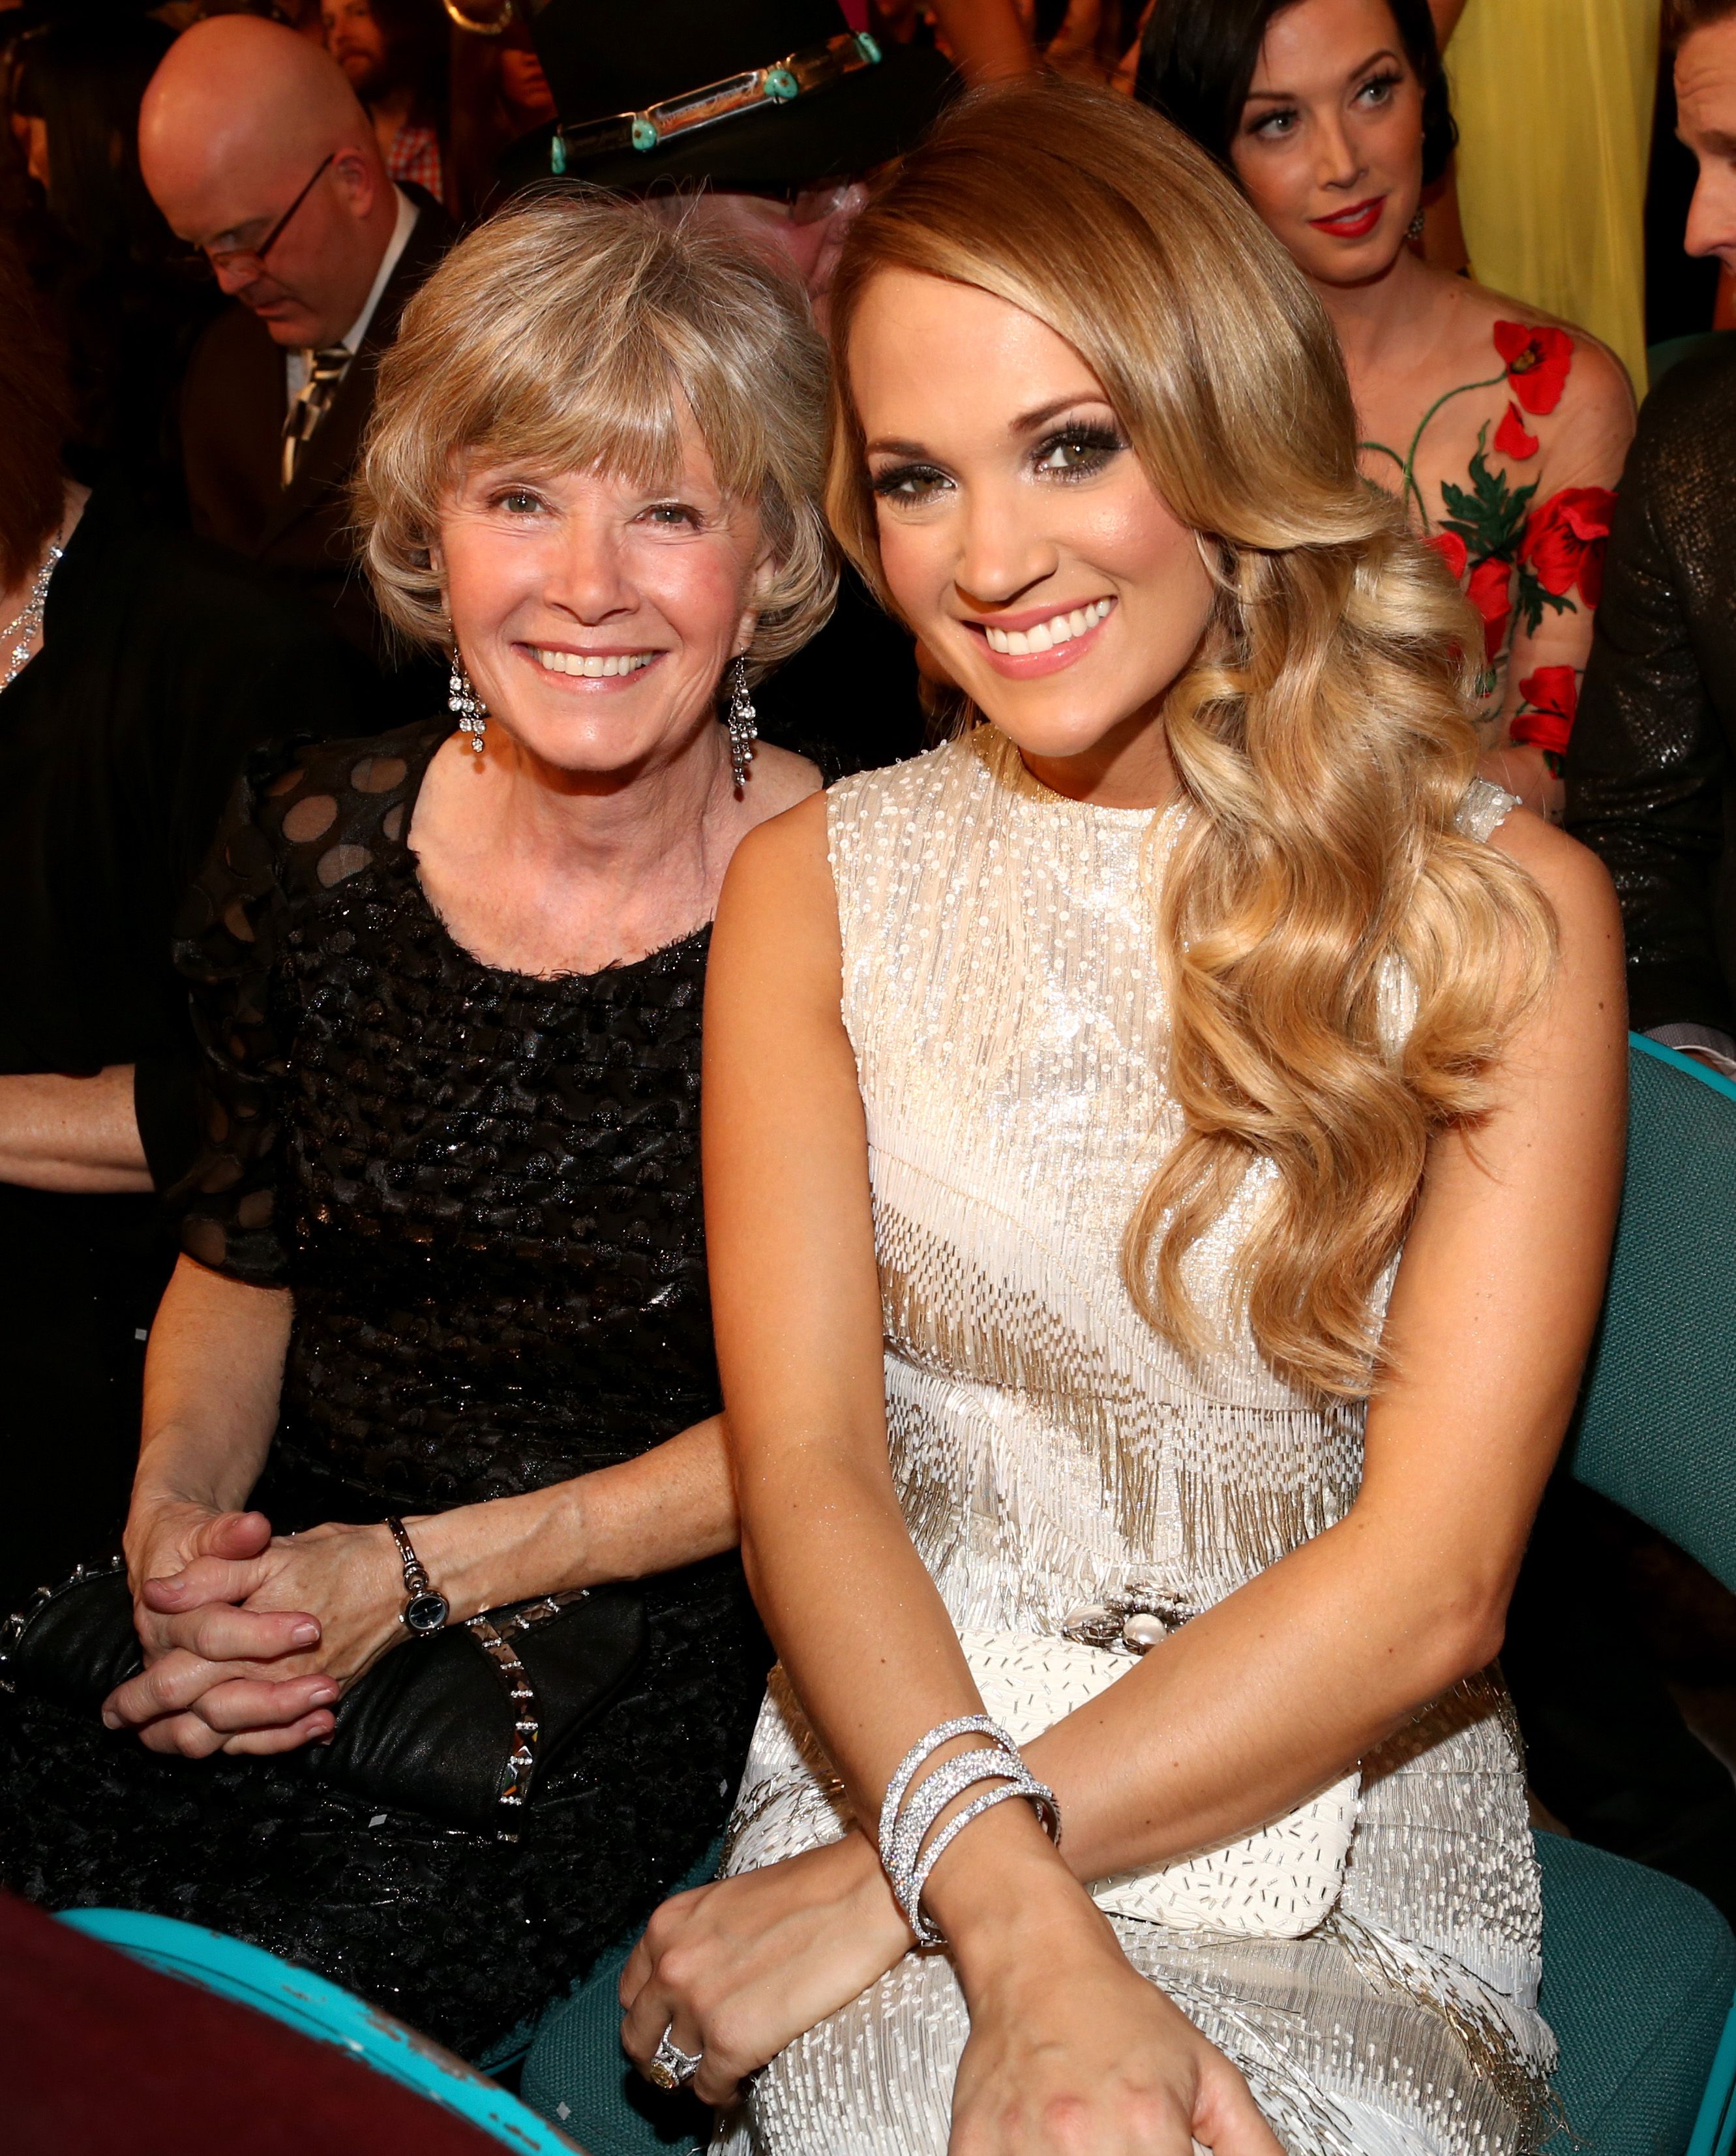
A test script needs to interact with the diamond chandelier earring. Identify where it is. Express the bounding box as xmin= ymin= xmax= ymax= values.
xmin=1407 ymin=207 xmax=1426 ymax=241
xmin=725 ymin=655 xmax=758 ymax=789
xmin=448 ymin=640 xmax=488 ymax=755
